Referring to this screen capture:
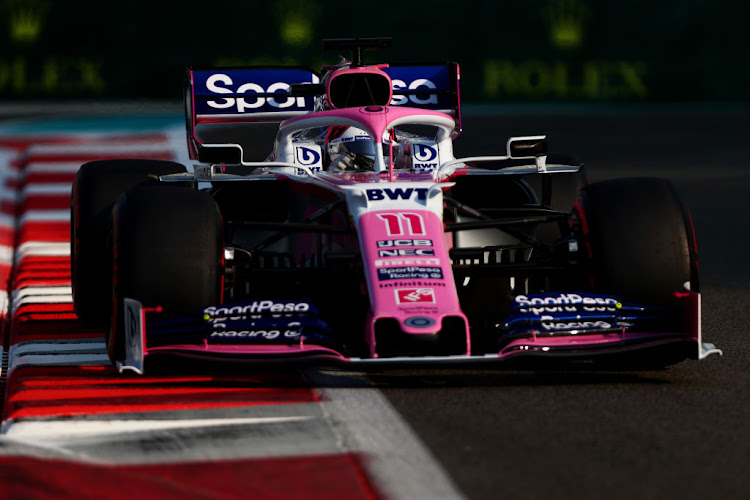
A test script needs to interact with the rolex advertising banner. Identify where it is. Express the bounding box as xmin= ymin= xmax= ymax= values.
xmin=0 ymin=0 xmax=746 ymax=102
